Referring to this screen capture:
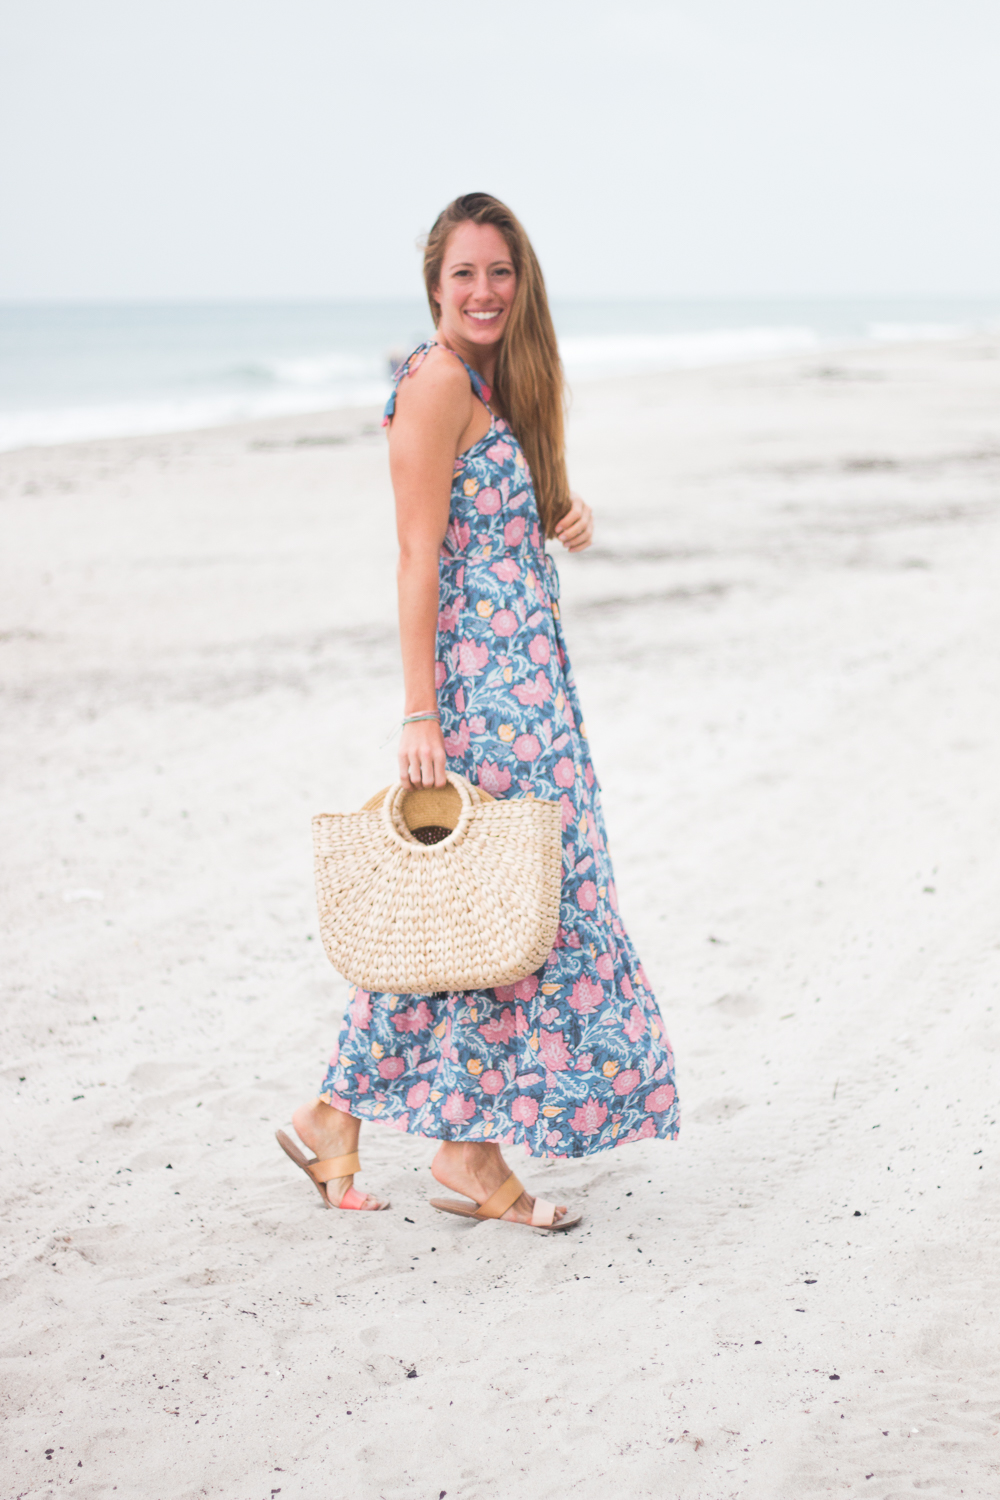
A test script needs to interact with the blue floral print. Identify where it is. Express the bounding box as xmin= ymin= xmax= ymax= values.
xmin=320 ymin=342 xmax=678 ymax=1157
